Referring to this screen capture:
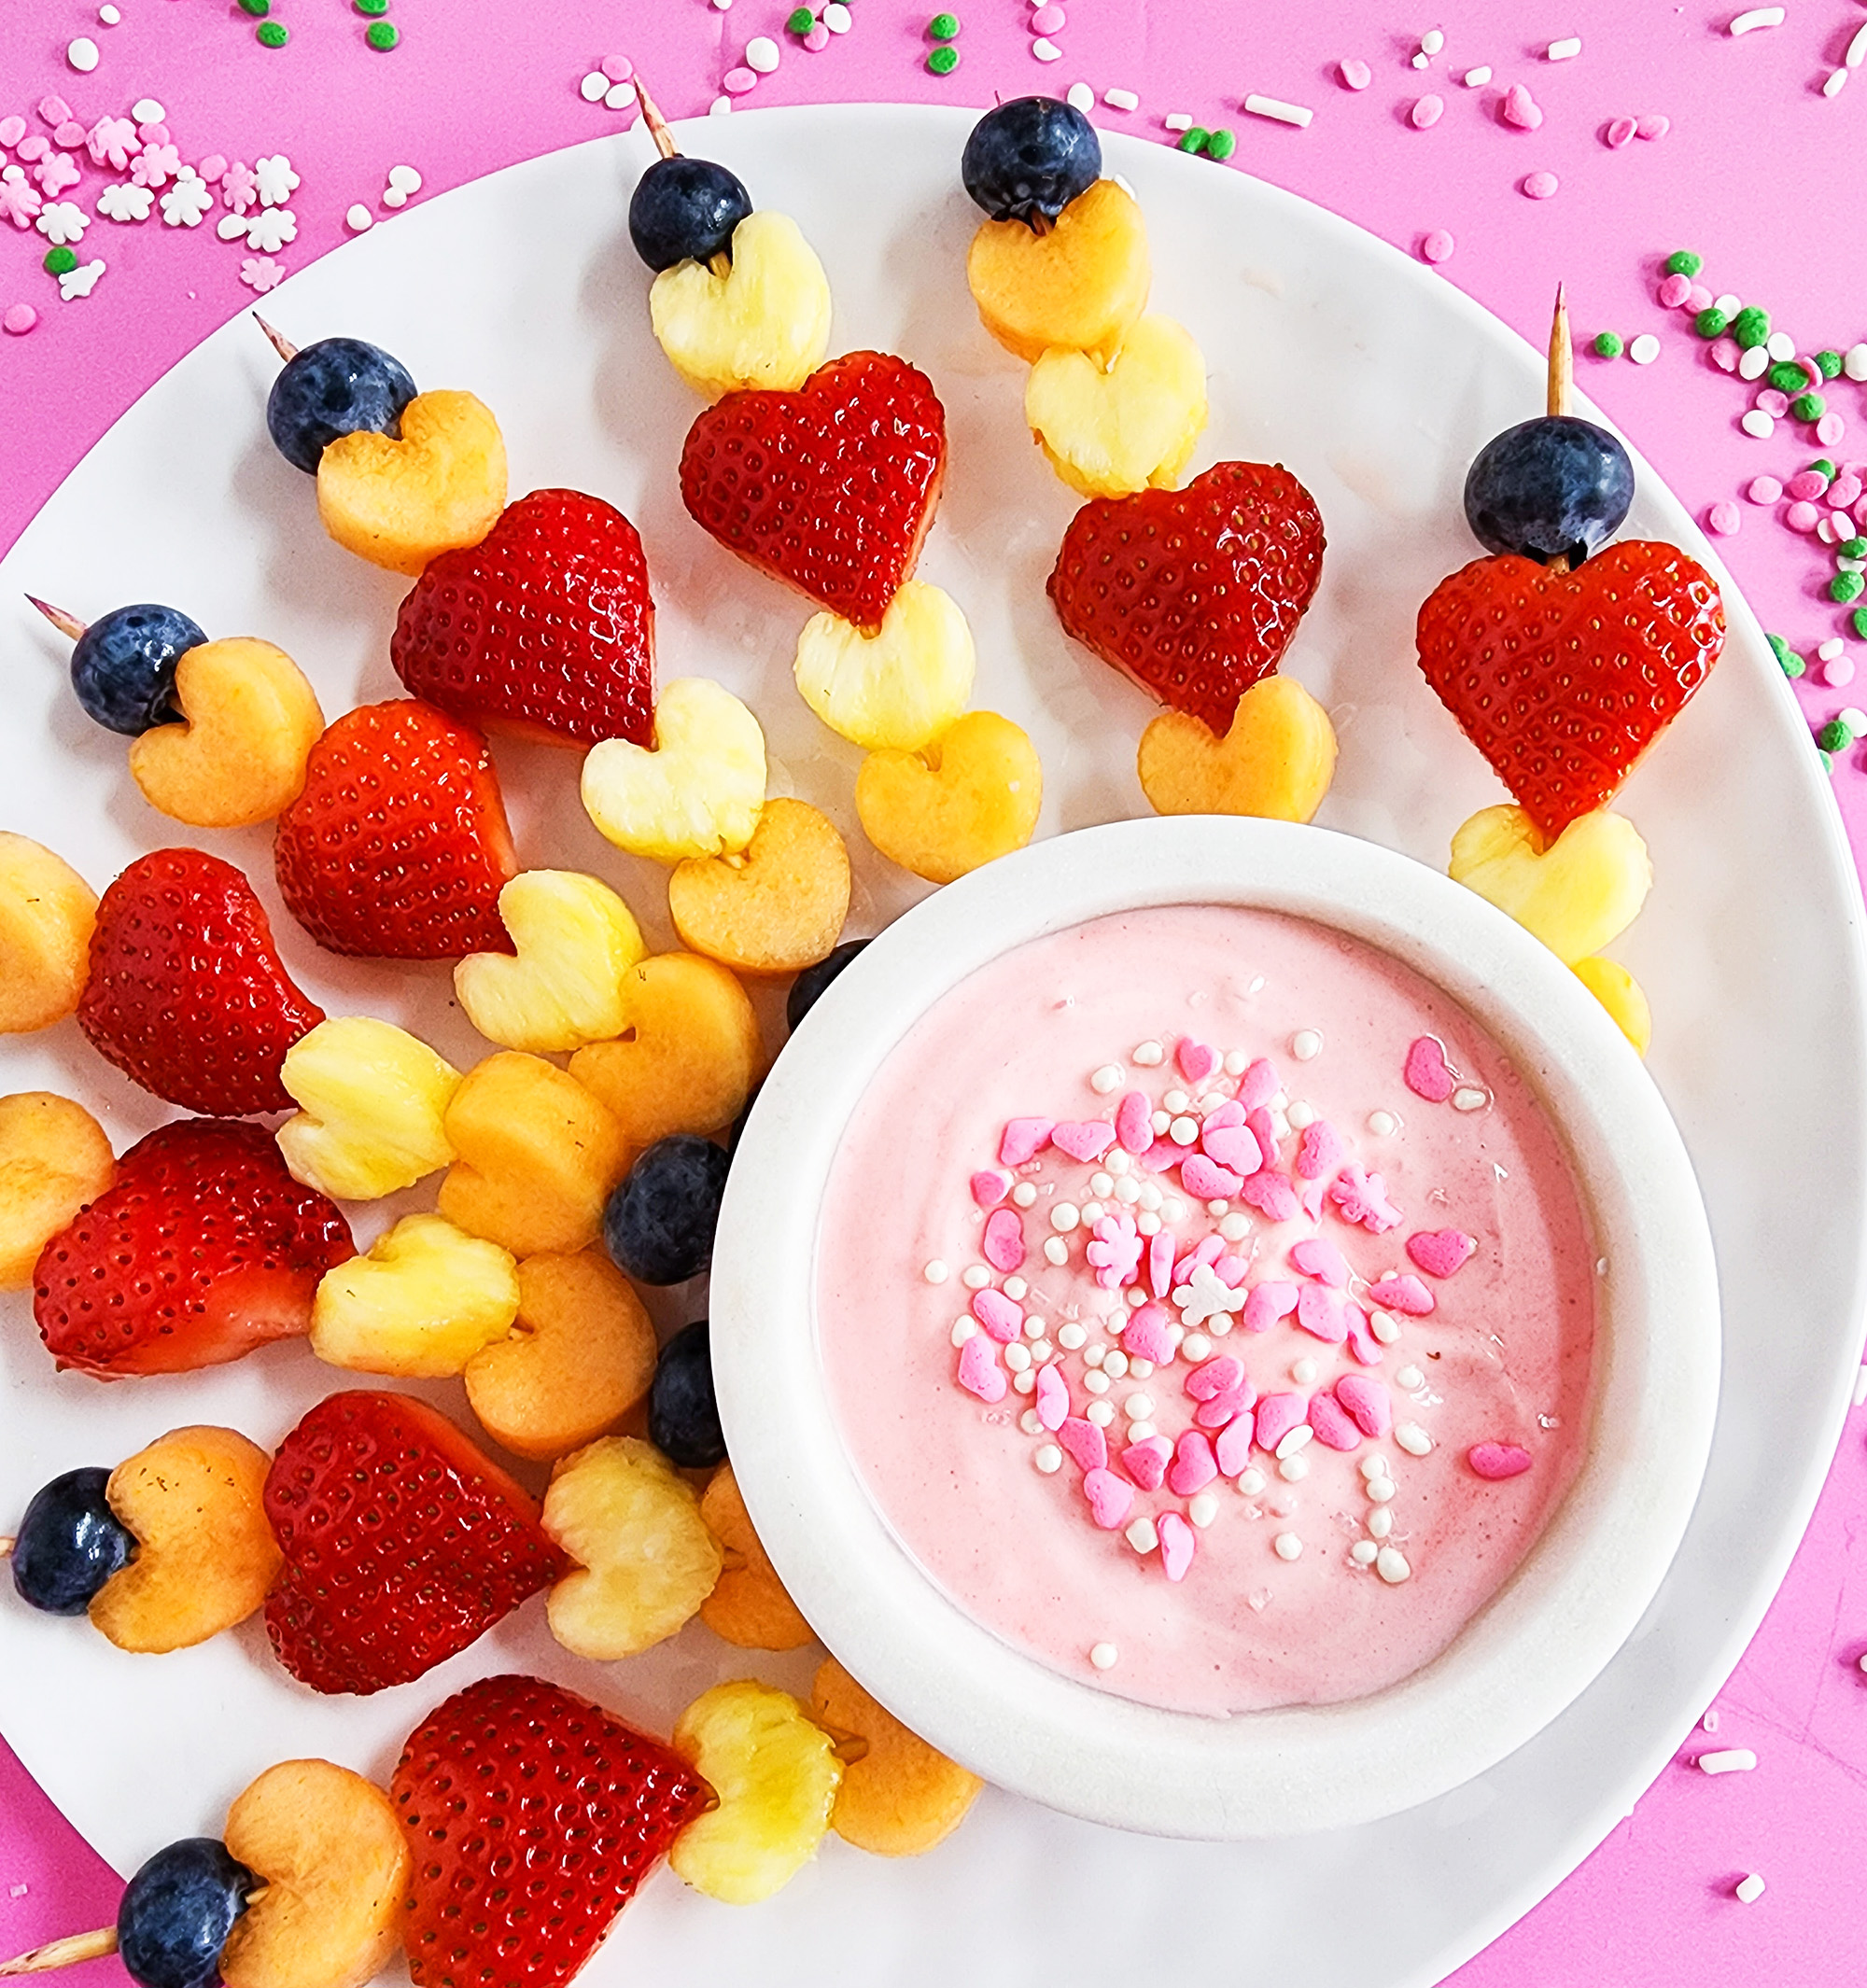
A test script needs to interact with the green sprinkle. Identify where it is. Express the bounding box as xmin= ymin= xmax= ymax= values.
xmin=42 ymin=245 xmax=76 ymax=275
xmin=1842 ymin=539 xmax=1867 ymax=561
xmin=1816 ymin=349 xmax=1844 ymax=380
xmin=1732 ymin=305 xmax=1771 ymax=349
xmin=1809 ymin=459 xmax=1838 ymax=481
xmin=1832 ymin=571 xmax=1864 ymax=605
xmin=928 ymin=10 xmax=959 ymax=37
xmin=1820 ymin=749 xmax=1834 ymax=773
xmin=257 ymin=18 xmax=288 ymax=43
xmin=354 ymin=0 xmax=391 ymax=13
xmin=1818 ymin=718 xmax=1855 ymax=752
xmin=1593 ymin=331 xmax=1624 ymax=358
xmin=1178 ymin=127 xmax=1209 ymax=153
xmin=1792 ymin=392 xmax=1827 ymax=423
xmin=238 ymin=0 xmax=270 ymax=15
xmin=1664 ymin=249 xmax=1703 ymax=277
xmin=1767 ymin=360 xmax=1807 ymax=394
xmin=1767 ymin=631 xmax=1791 ymax=663
xmin=1853 ymin=608 xmax=1867 ymax=640
xmin=925 ymin=43 xmax=958 ymax=73
xmin=788 ymin=7 xmax=816 ymax=31
xmin=1768 ymin=636 xmax=1805 ymax=679
xmin=1694 ymin=307 xmax=1730 ymax=340
xmin=365 ymin=19 xmax=399 ymax=47
xmin=1205 ymin=129 xmax=1236 ymax=161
